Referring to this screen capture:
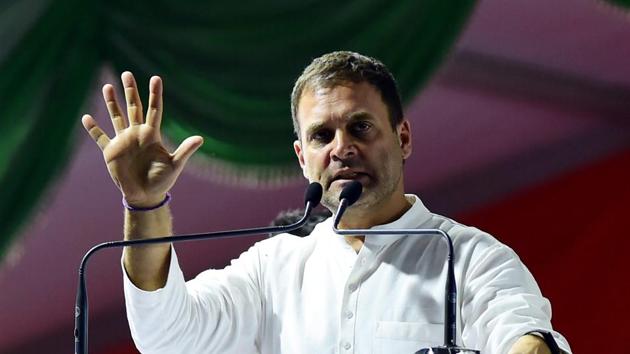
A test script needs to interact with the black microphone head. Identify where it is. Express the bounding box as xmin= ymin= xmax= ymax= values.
xmin=304 ymin=182 xmax=323 ymax=207
xmin=339 ymin=181 xmax=362 ymax=206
